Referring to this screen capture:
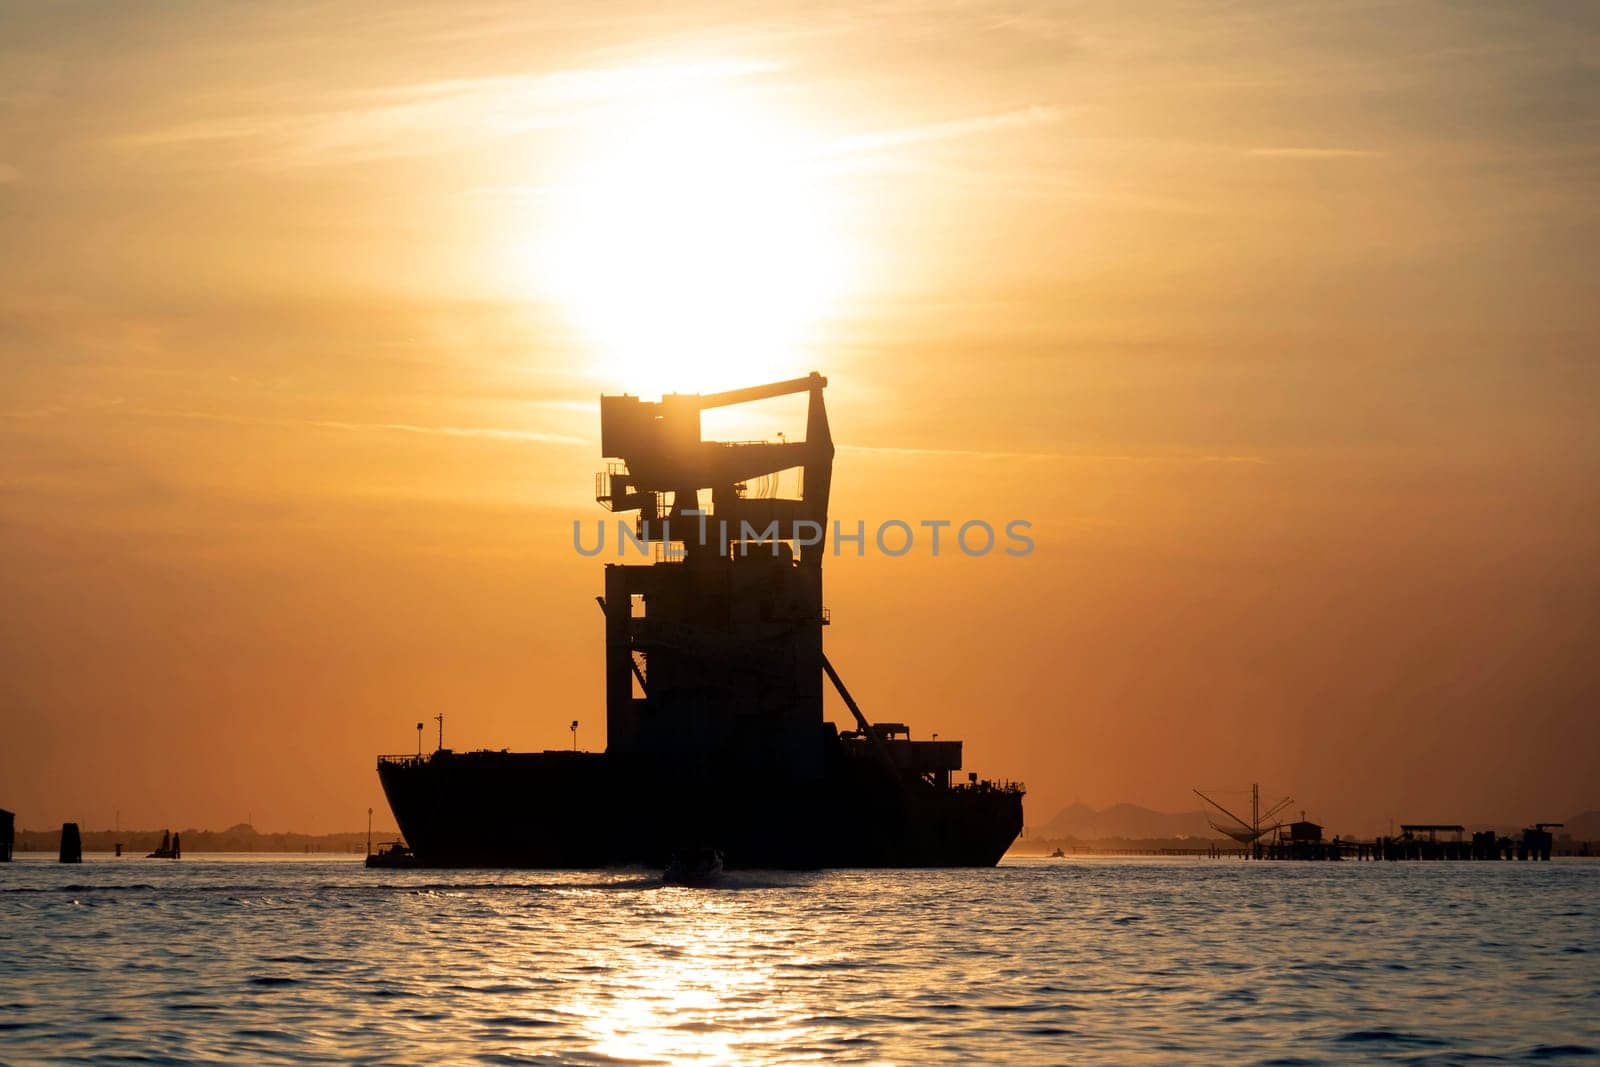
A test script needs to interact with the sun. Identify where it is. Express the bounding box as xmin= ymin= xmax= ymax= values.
xmin=530 ymin=85 xmax=856 ymax=395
